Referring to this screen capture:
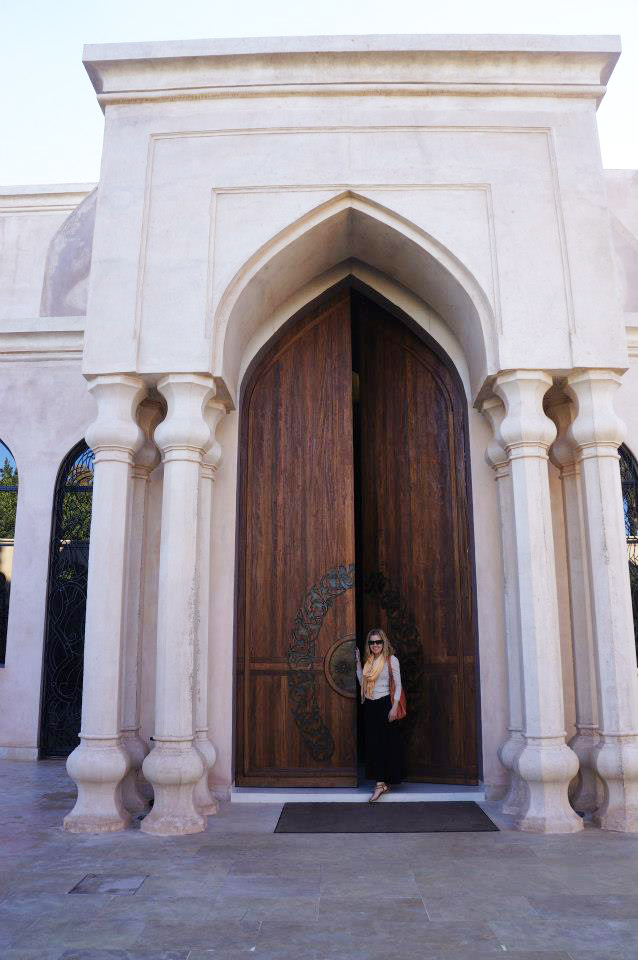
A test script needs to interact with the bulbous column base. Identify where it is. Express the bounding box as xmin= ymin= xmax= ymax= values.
xmin=120 ymin=729 xmax=150 ymax=814
xmin=141 ymin=740 xmax=205 ymax=835
xmin=594 ymin=735 xmax=638 ymax=832
xmin=568 ymin=728 xmax=603 ymax=815
xmin=499 ymin=733 xmax=527 ymax=817
xmin=64 ymin=738 xmax=131 ymax=833
xmin=193 ymin=732 xmax=219 ymax=816
xmin=516 ymin=737 xmax=583 ymax=834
